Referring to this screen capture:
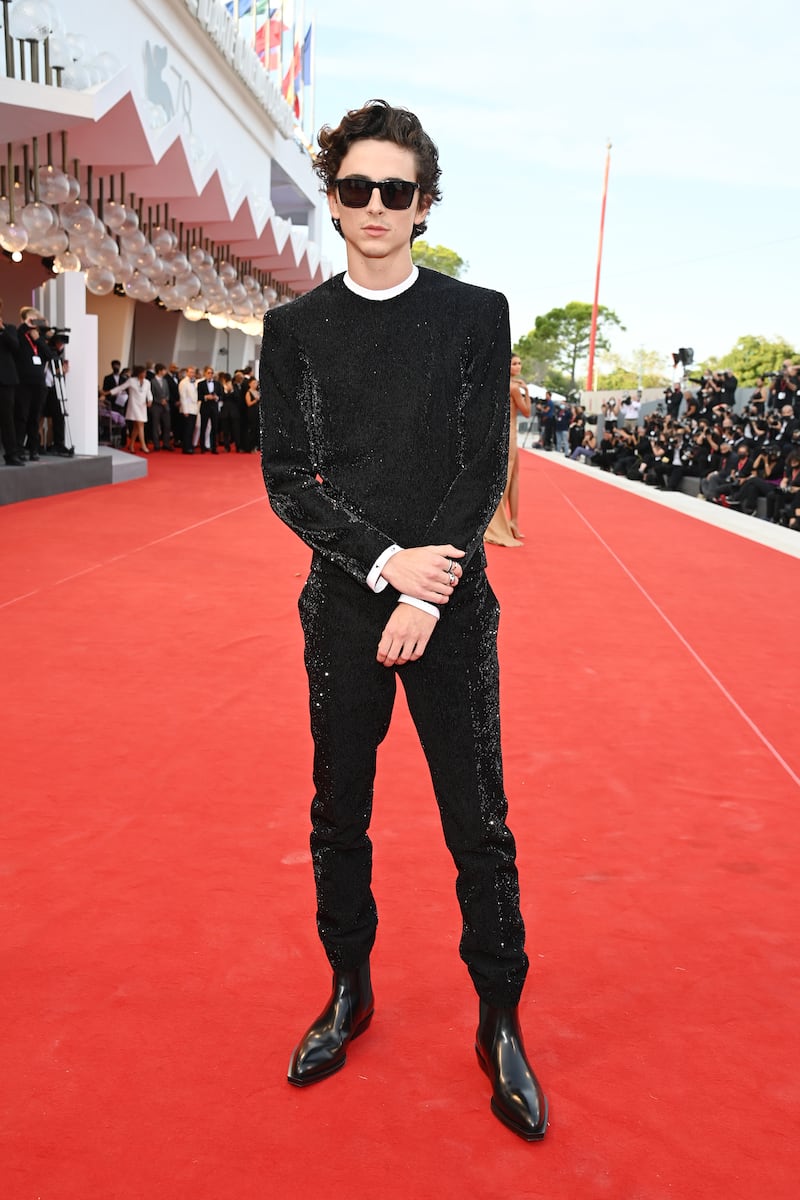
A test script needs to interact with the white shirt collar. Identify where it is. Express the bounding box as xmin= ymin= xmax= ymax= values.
xmin=343 ymin=266 xmax=418 ymax=301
